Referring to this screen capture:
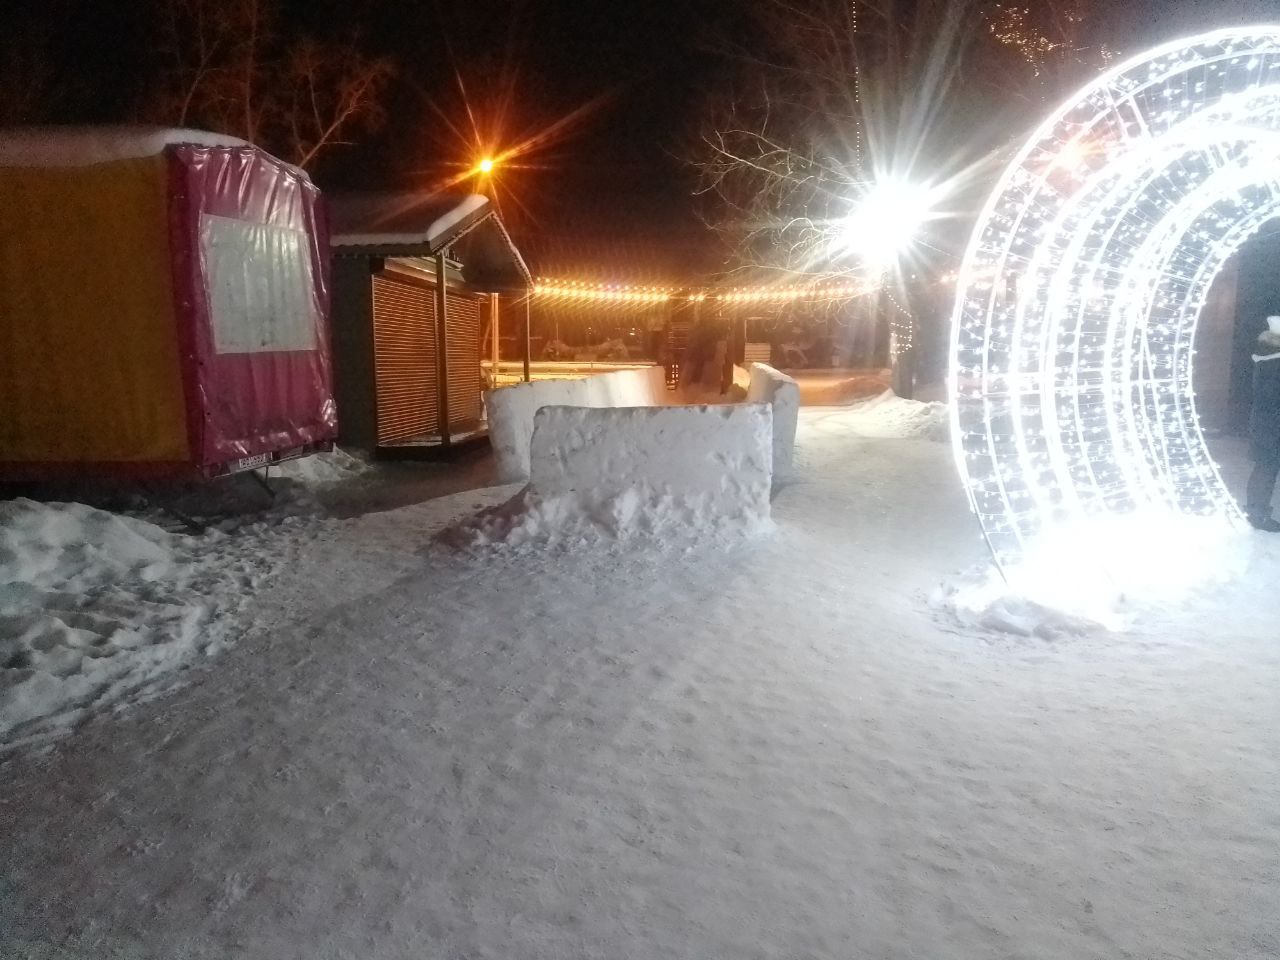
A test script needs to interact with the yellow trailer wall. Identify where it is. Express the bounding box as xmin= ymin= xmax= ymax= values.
xmin=0 ymin=156 xmax=190 ymax=465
